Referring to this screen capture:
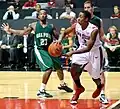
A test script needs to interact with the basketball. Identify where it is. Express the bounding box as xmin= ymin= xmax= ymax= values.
xmin=48 ymin=42 xmax=62 ymax=57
